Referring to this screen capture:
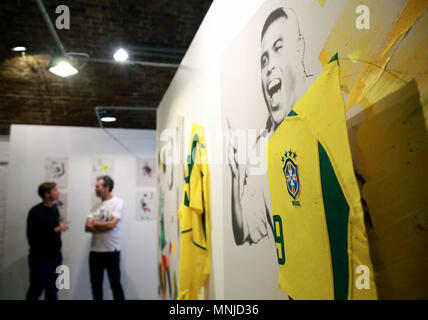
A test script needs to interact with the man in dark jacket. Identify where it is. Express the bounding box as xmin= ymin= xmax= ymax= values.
xmin=26 ymin=182 xmax=69 ymax=300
